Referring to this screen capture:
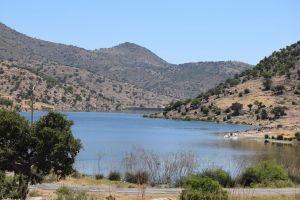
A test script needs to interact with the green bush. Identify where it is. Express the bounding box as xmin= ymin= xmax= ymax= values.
xmin=240 ymin=160 xmax=289 ymax=187
xmin=108 ymin=171 xmax=121 ymax=181
xmin=95 ymin=174 xmax=104 ymax=180
xmin=271 ymin=106 xmax=287 ymax=119
xmin=55 ymin=186 xmax=93 ymax=200
xmin=260 ymin=109 xmax=268 ymax=120
xmin=230 ymin=102 xmax=243 ymax=116
xmin=272 ymin=85 xmax=285 ymax=95
xmin=295 ymin=132 xmax=300 ymax=141
xmin=124 ymin=172 xmax=137 ymax=183
xmin=263 ymin=77 xmax=272 ymax=90
xmin=180 ymin=175 xmax=228 ymax=200
xmin=200 ymin=169 xmax=233 ymax=187
xmin=264 ymin=134 xmax=269 ymax=139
